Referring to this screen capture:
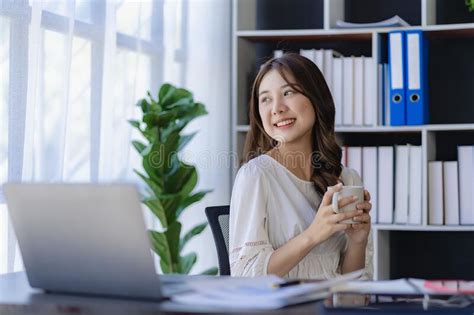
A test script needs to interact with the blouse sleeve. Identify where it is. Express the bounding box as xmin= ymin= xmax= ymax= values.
xmin=340 ymin=168 xmax=374 ymax=281
xmin=229 ymin=163 xmax=274 ymax=277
